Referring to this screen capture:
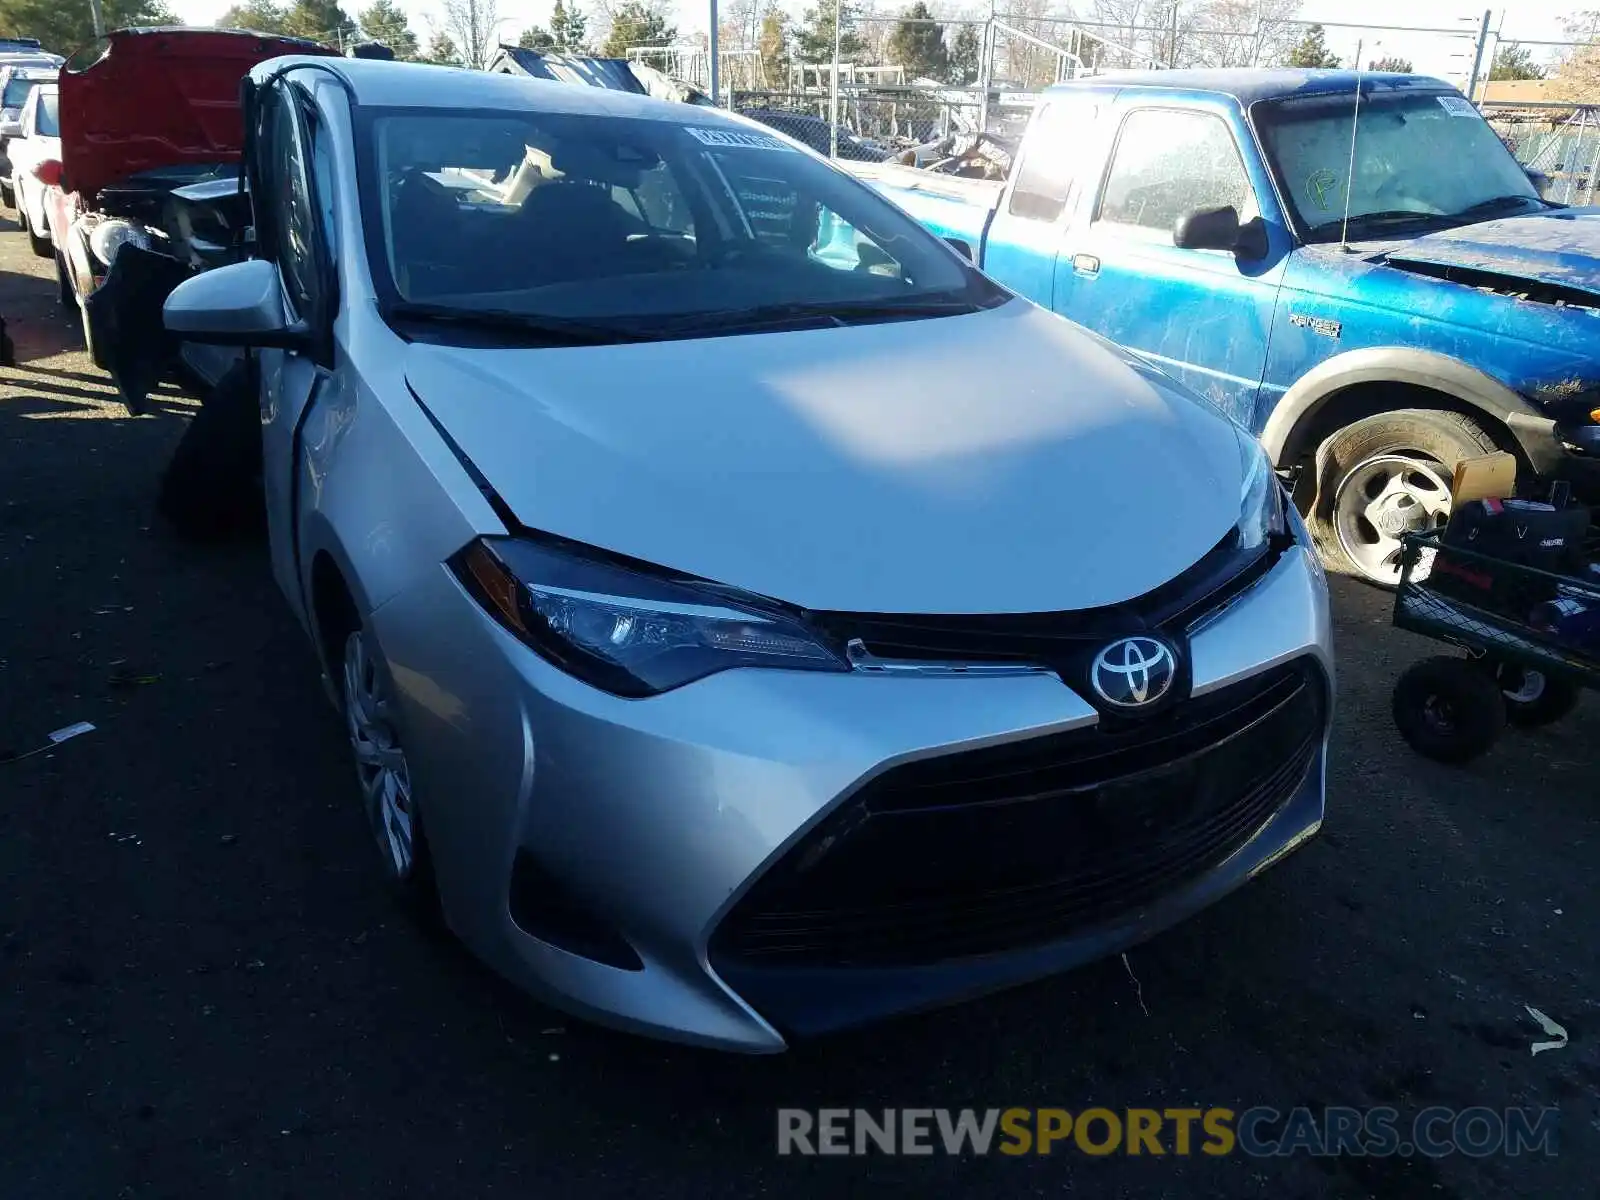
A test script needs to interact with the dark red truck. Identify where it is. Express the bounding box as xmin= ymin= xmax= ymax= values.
xmin=38 ymin=27 xmax=336 ymax=408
